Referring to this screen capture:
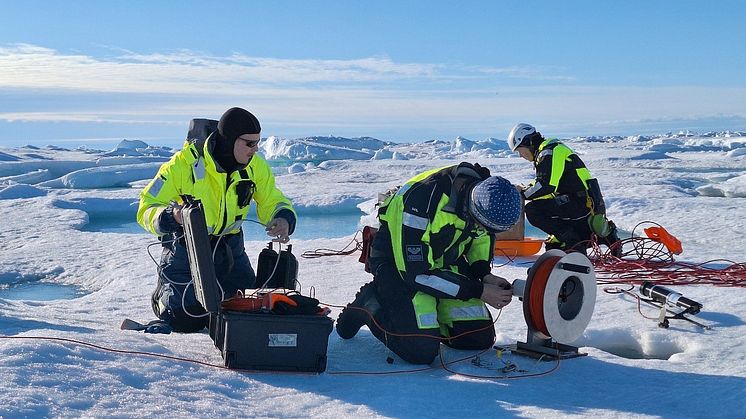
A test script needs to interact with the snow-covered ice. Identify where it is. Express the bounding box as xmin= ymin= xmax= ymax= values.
xmin=1 ymin=132 xmax=745 ymax=418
